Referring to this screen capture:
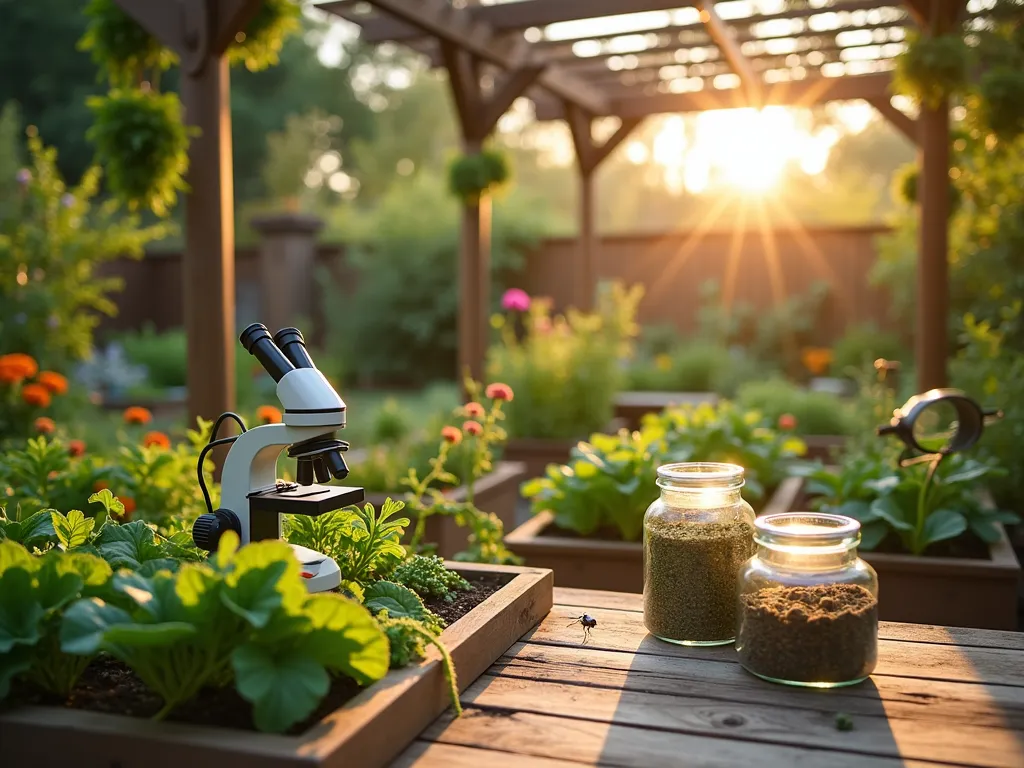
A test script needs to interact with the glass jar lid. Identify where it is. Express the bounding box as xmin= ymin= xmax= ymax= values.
xmin=656 ymin=462 xmax=745 ymax=491
xmin=754 ymin=512 xmax=861 ymax=553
